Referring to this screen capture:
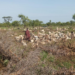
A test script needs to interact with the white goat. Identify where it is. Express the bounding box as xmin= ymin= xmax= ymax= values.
xmin=15 ymin=35 xmax=24 ymax=42
xmin=21 ymin=40 xmax=27 ymax=46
